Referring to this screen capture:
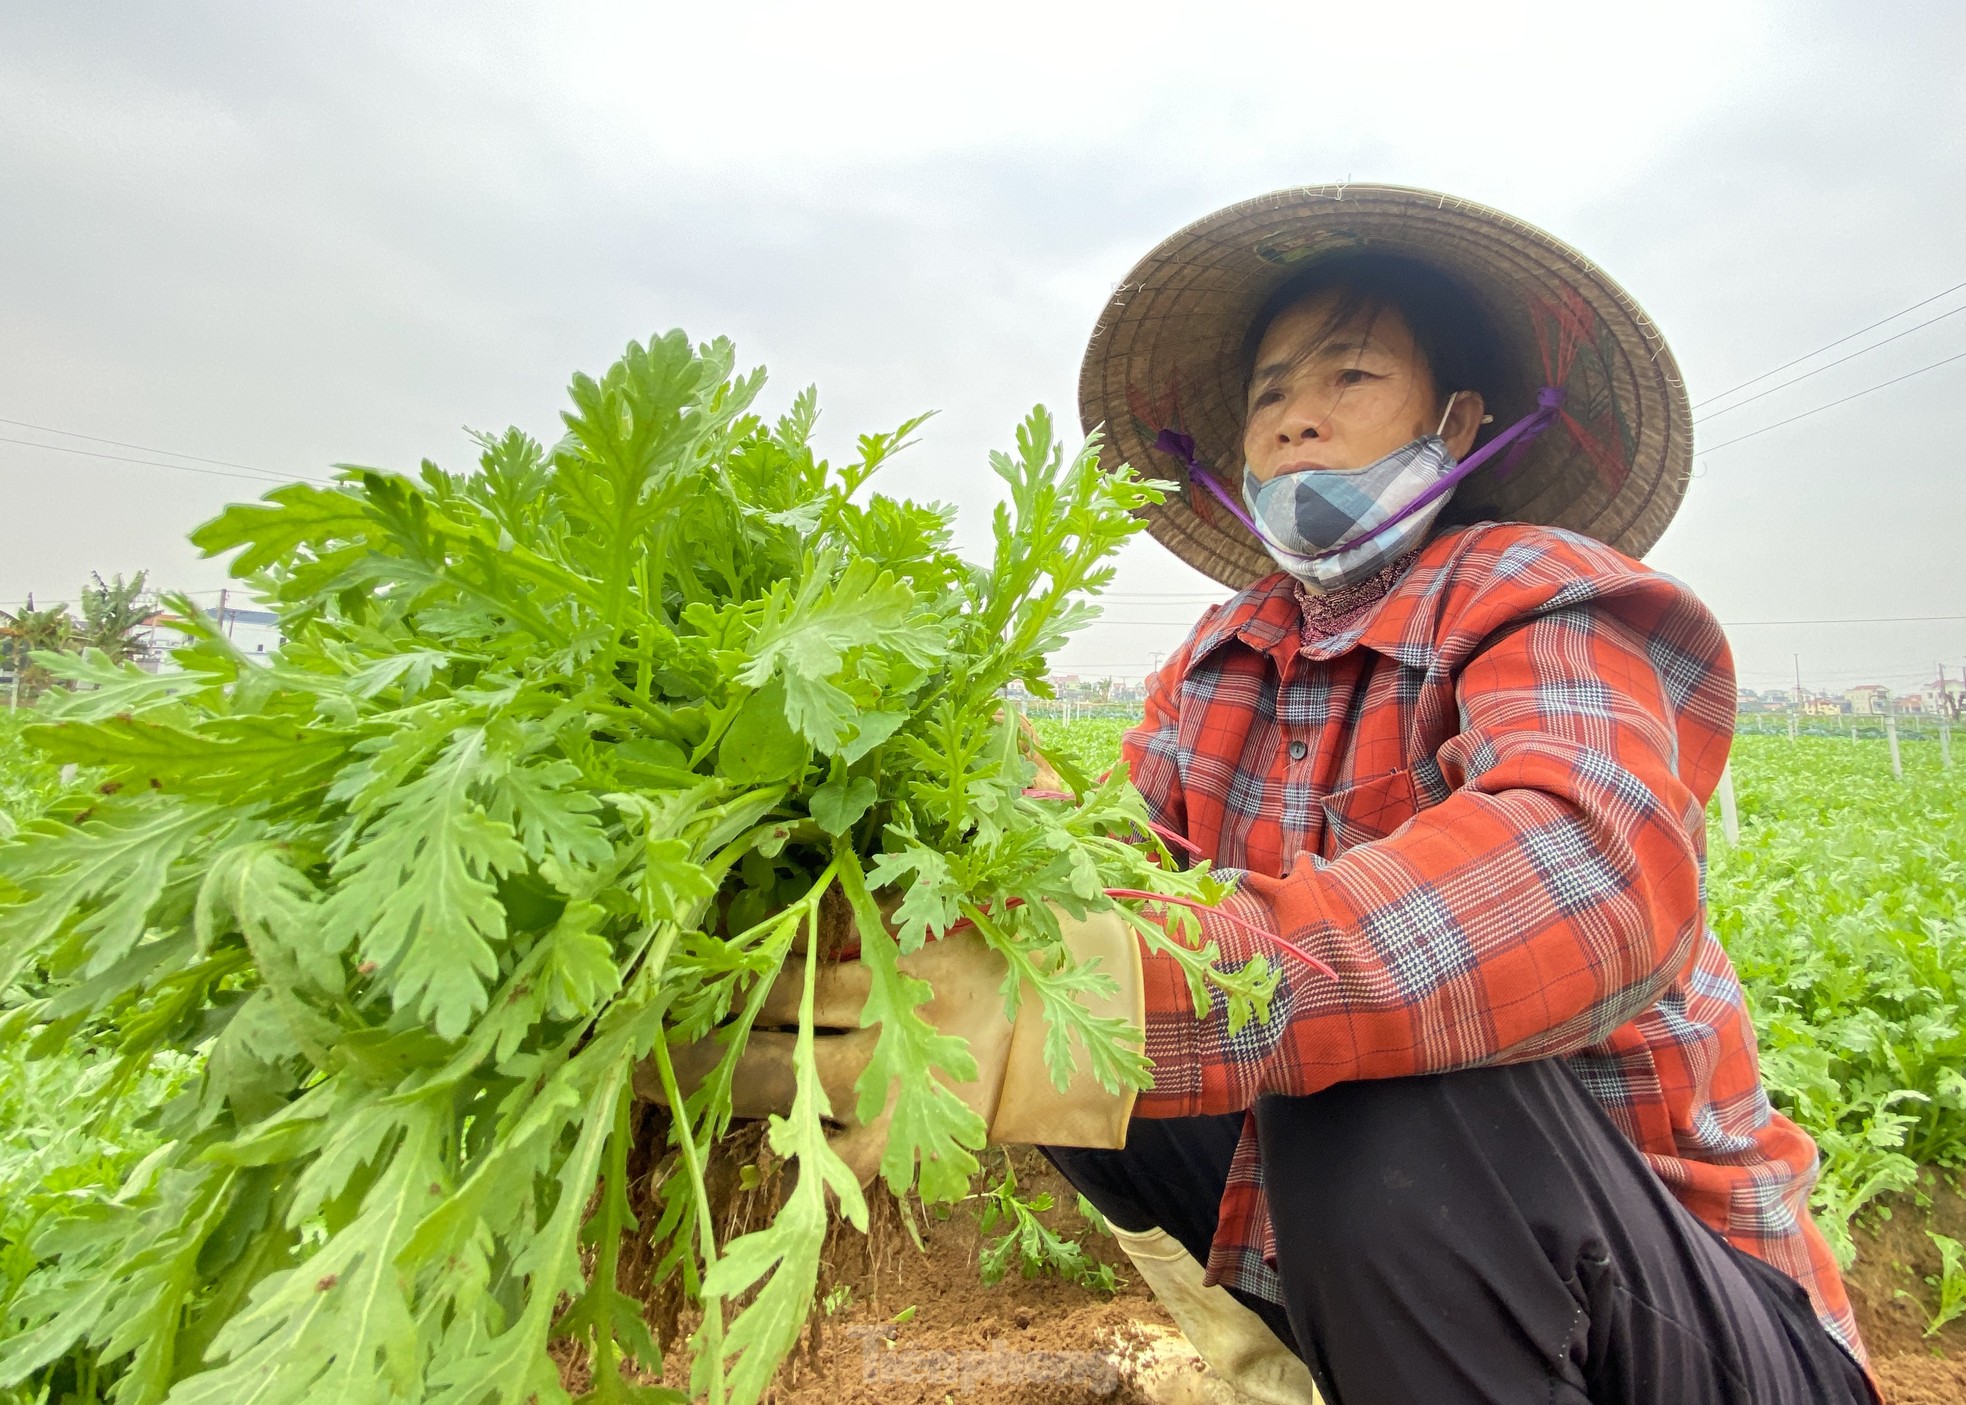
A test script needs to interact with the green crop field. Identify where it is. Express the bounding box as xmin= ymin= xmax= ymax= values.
xmin=2 ymin=706 xmax=1962 ymax=1396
